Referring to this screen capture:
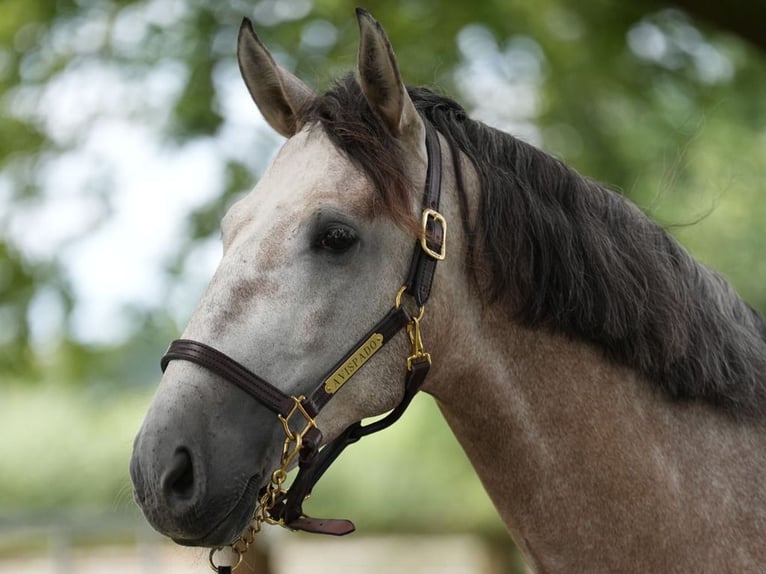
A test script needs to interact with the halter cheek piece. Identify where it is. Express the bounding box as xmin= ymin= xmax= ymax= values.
xmin=161 ymin=123 xmax=445 ymax=569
